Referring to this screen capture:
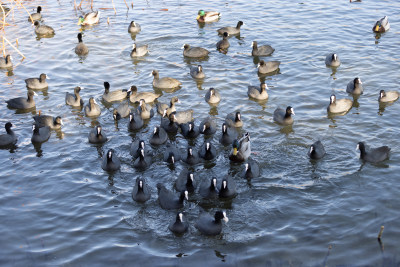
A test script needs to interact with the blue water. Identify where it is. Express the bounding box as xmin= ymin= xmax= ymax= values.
xmin=0 ymin=0 xmax=399 ymax=265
